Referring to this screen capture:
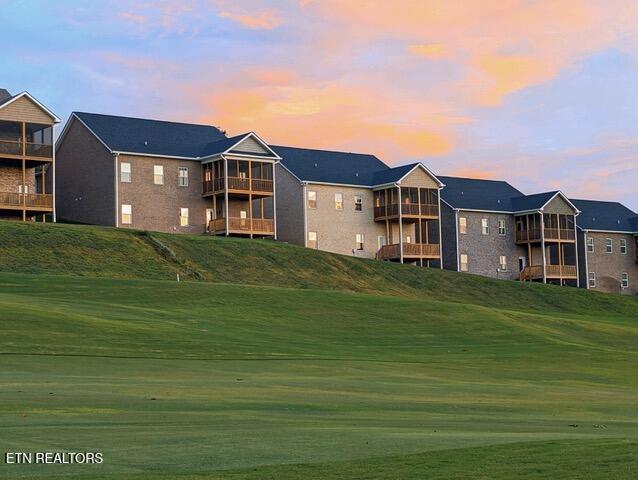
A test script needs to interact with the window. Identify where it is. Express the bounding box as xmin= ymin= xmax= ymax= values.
xmin=481 ymin=218 xmax=489 ymax=235
xmin=498 ymin=219 xmax=506 ymax=235
xmin=460 ymin=254 xmax=469 ymax=272
xmin=154 ymin=165 xmax=164 ymax=185
xmin=334 ymin=193 xmax=343 ymax=210
xmin=308 ymin=231 xmax=317 ymax=249
xmin=355 ymin=233 xmax=364 ymax=250
xmin=588 ymin=272 xmax=596 ymax=288
xmin=586 ymin=236 xmax=594 ymax=253
xmin=121 ymin=204 xmax=132 ymax=225
xmin=120 ymin=162 xmax=131 ymax=183
xmin=17 ymin=185 xmax=29 ymax=194
xmin=621 ymin=273 xmax=629 ymax=289
xmin=620 ymin=239 xmax=627 ymax=254
xmin=499 ymin=255 xmax=507 ymax=271
xmin=179 ymin=208 xmax=189 ymax=227
xmin=178 ymin=167 xmax=189 ymax=187
xmin=308 ymin=191 xmax=317 ymax=209
xmin=377 ymin=235 xmax=386 ymax=249
xmin=606 ymin=238 xmax=613 ymax=253
xmin=459 ymin=217 xmax=467 ymax=234
xmin=354 ymin=195 xmax=363 ymax=211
